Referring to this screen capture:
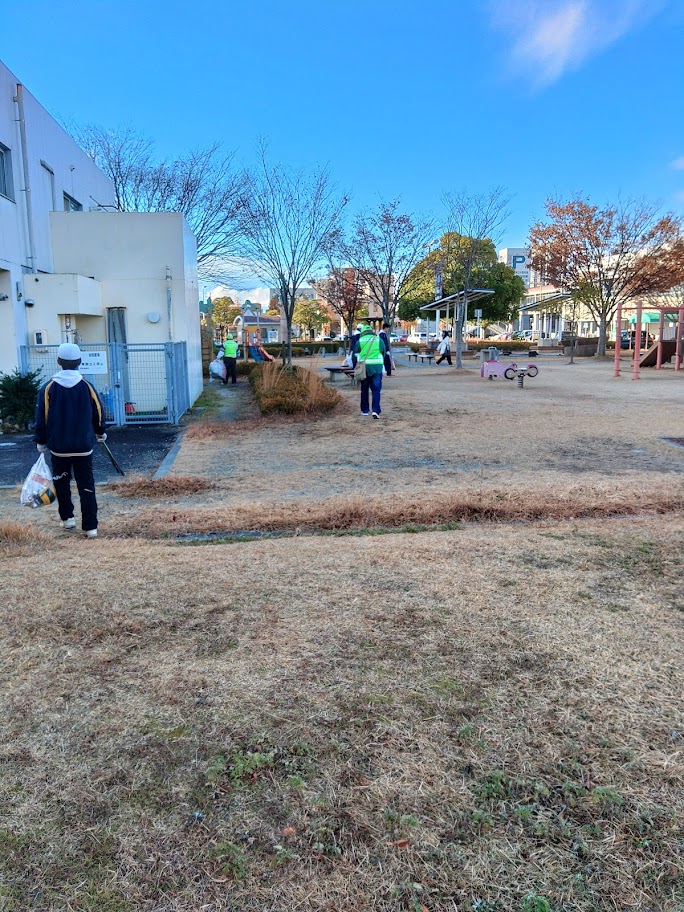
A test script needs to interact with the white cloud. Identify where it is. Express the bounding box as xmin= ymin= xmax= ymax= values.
xmin=671 ymin=157 xmax=684 ymax=171
xmin=489 ymin=0 xmax=666 ymax=87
